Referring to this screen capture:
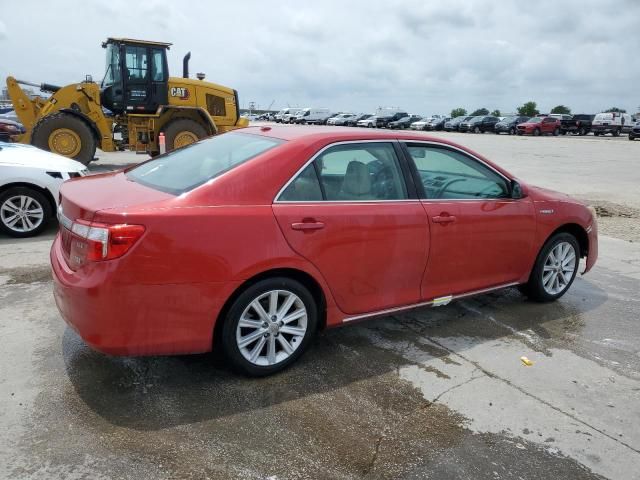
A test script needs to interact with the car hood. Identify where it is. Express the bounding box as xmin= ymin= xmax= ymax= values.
xmin=526 ymin=184 xmax=583 ymax=205
xmin=0 ymin=143 xmax=85 ymax=171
